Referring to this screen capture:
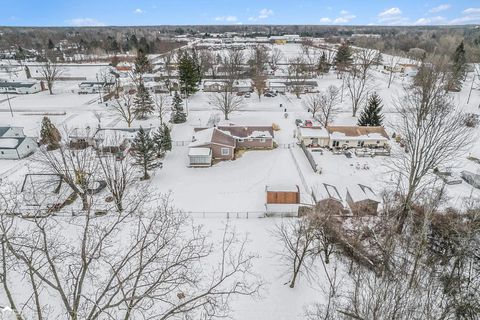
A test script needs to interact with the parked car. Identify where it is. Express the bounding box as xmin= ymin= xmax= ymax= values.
xmin=244 ymin=92 xmax=251 ymax=98
xmin=311 ymin=148 xmax=323 ymax=154
xmin=295 ymin=119 xmax=303 ymax=126
xmin=344 ymin=151 xmax=353 ymax=158
xmin=304 ymin=120 xmax=313 ymax=127
xmin=264 ymin=92 xmax=275 ymax=97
